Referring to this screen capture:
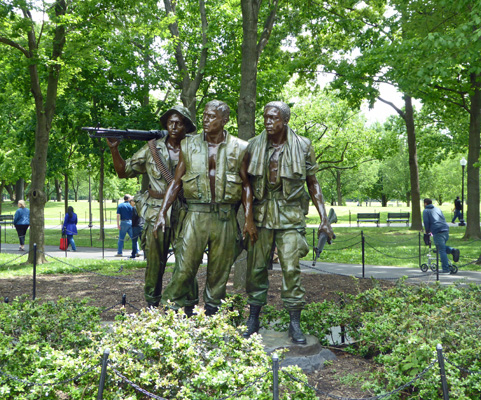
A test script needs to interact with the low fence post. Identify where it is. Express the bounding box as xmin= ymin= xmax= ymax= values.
xmin=418 ymin=232 xmax=421 ymax=268
xmin=102 ymin=227 xmax=105 ymax=260
xmin=436 ymin=244 xmax=439 ymax=282
xmin=436 ymin=344 xmax=450 ymax=400
xmin=272 ymin=353 xmax=279 ymax=400
xmin=361 ymin=231 xmax=365 ymax=278
xmin=312 ymin=228 xmax=315 ymax=261
xmin=97 ymin=349 xmax=110 ymax=400
xmin=33 ymin=243 xmax=37 ymax=300
xmin=349 ymin=210 xmax=351 ymax=227
xmin=4 ymin=297 xmax=8 ymax=304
